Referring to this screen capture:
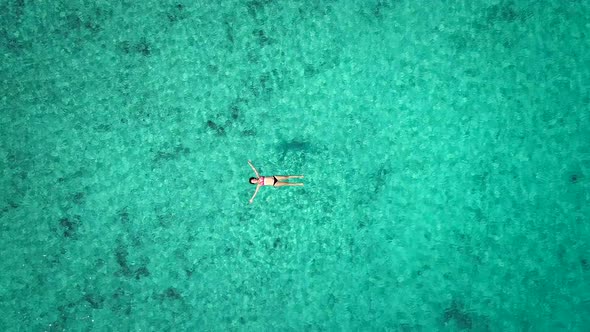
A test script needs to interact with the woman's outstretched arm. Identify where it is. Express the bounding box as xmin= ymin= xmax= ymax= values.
xmin=248 ymin=160 xmax=260 ymax=177
xmin=249 ymin=185 xmax=261 ymax=204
